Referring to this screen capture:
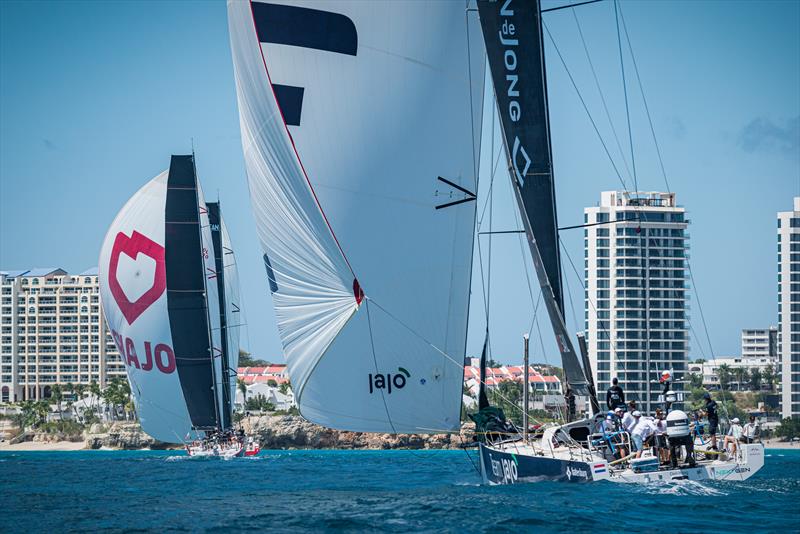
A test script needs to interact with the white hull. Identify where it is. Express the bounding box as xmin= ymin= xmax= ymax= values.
xmin=479 ymin=441 xmax=764 ymax=485
xmin=185 ymin=443 xmax=243 ymax=459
